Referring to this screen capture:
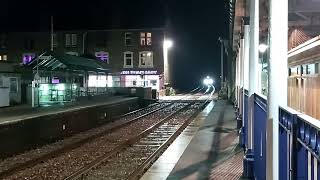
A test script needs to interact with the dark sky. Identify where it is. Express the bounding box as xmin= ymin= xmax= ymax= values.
xmin=1 ymin=0 xmax=228 ymax=91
